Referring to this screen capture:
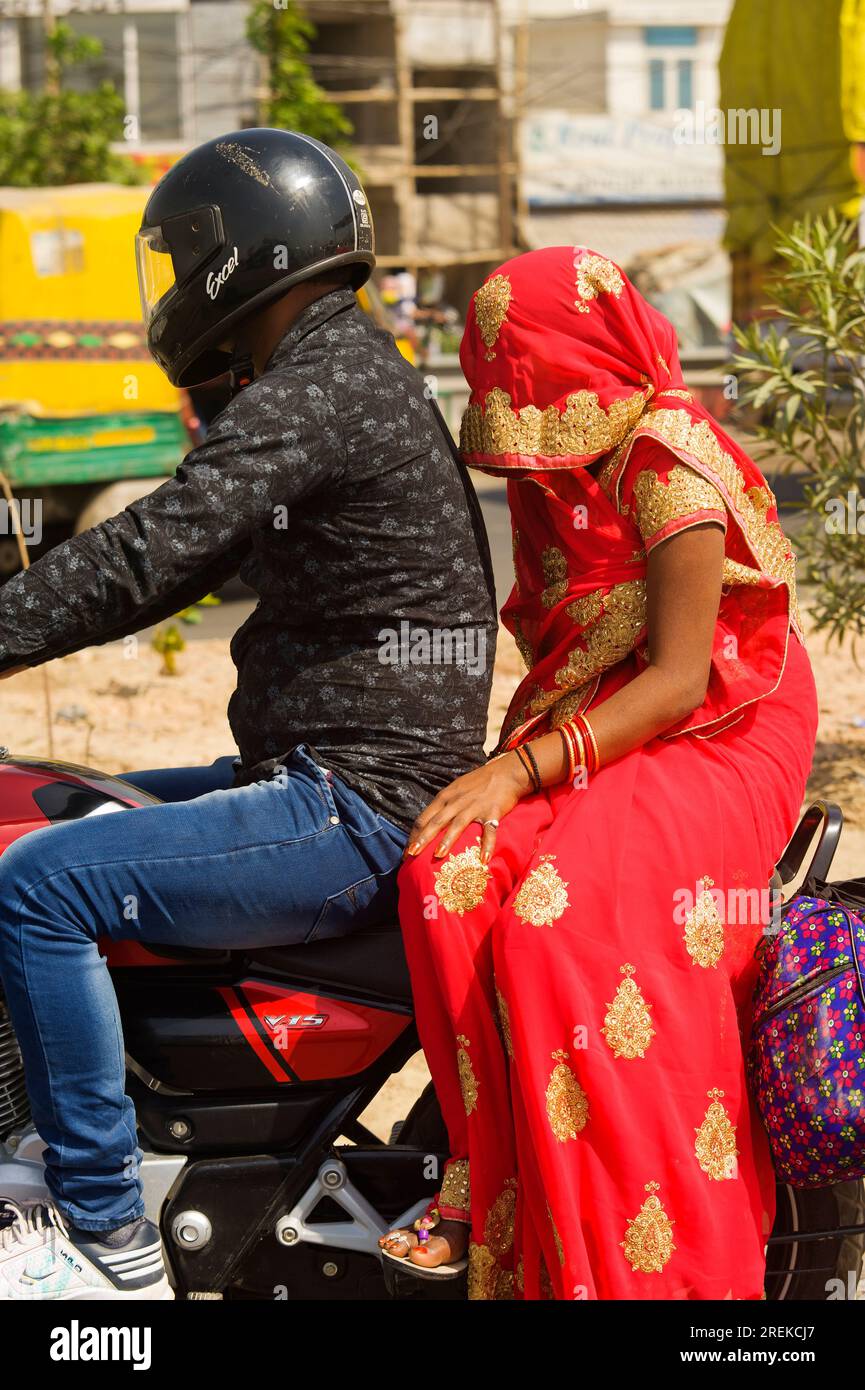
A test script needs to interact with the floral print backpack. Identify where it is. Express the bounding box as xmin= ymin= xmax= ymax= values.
xmin=749 ymin=803 xmax=865 ymax=1187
